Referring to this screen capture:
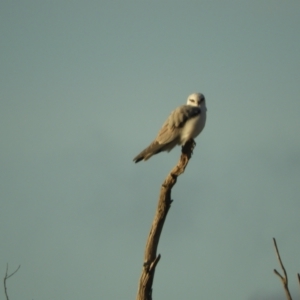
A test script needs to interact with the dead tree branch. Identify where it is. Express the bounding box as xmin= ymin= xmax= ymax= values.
xmin=136 ymin=139 xmax=196 ymax=300
xmin=4 ymin=264 xmax=21 ymax=300
xmin=273 ymin=238 xmax=292 ymax=300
